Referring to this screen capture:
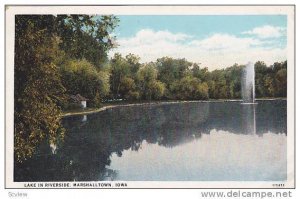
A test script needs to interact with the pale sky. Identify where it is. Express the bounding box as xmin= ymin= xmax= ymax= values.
xmin=109 ymin=15 xmax=287 ymax=70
